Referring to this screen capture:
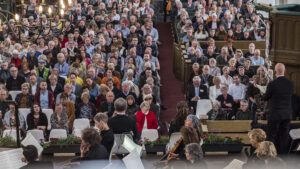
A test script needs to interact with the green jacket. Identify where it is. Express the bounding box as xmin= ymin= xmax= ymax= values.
xmin=35 ymin=67 xmax=50 ymax=81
